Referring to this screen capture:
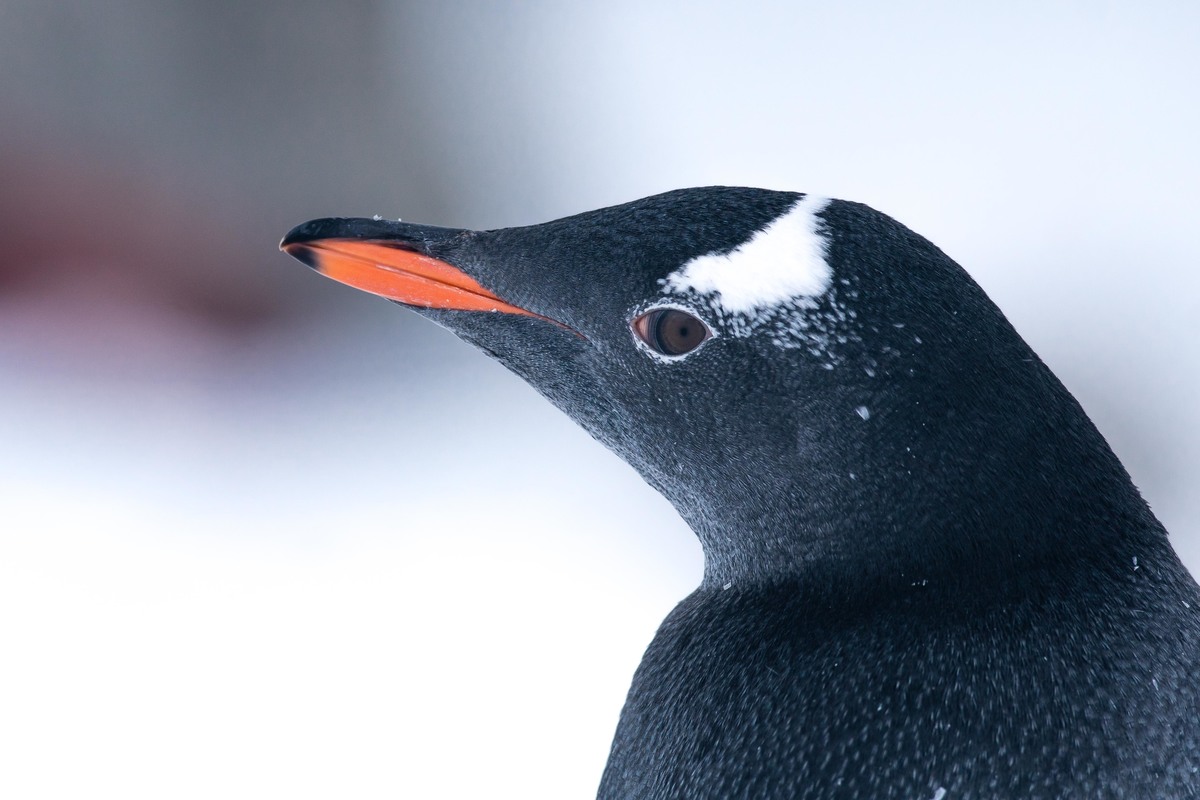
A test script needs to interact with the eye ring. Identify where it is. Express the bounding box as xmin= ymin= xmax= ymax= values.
xmin=631 ymin=307 xmax=712 ymax=358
